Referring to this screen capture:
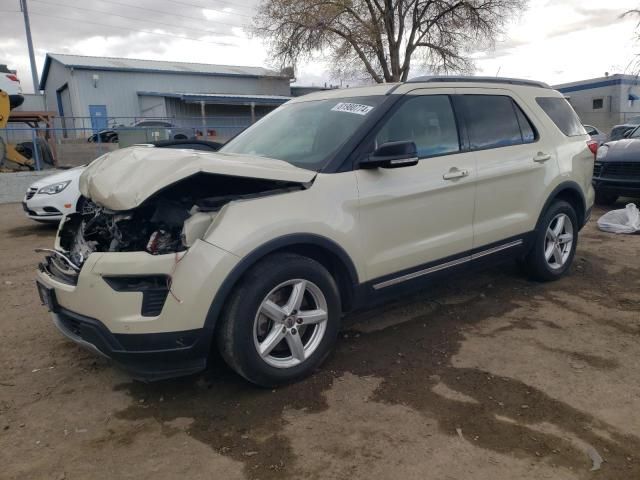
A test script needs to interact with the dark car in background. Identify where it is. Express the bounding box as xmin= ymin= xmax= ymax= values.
xmin=609 ymin=116 xmax=640 ymax=141
xmin=88 ymin=120 xmax=194 ymax=143
xmin=583 ymin=124 xmax=607 ymax=144
xmin=593 ymin=125 xmax=640 ymax=204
